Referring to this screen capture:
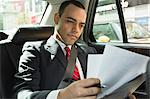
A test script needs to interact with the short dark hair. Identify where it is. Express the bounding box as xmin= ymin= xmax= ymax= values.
xmin=58 ymin=0 xmax=85 ymax=17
